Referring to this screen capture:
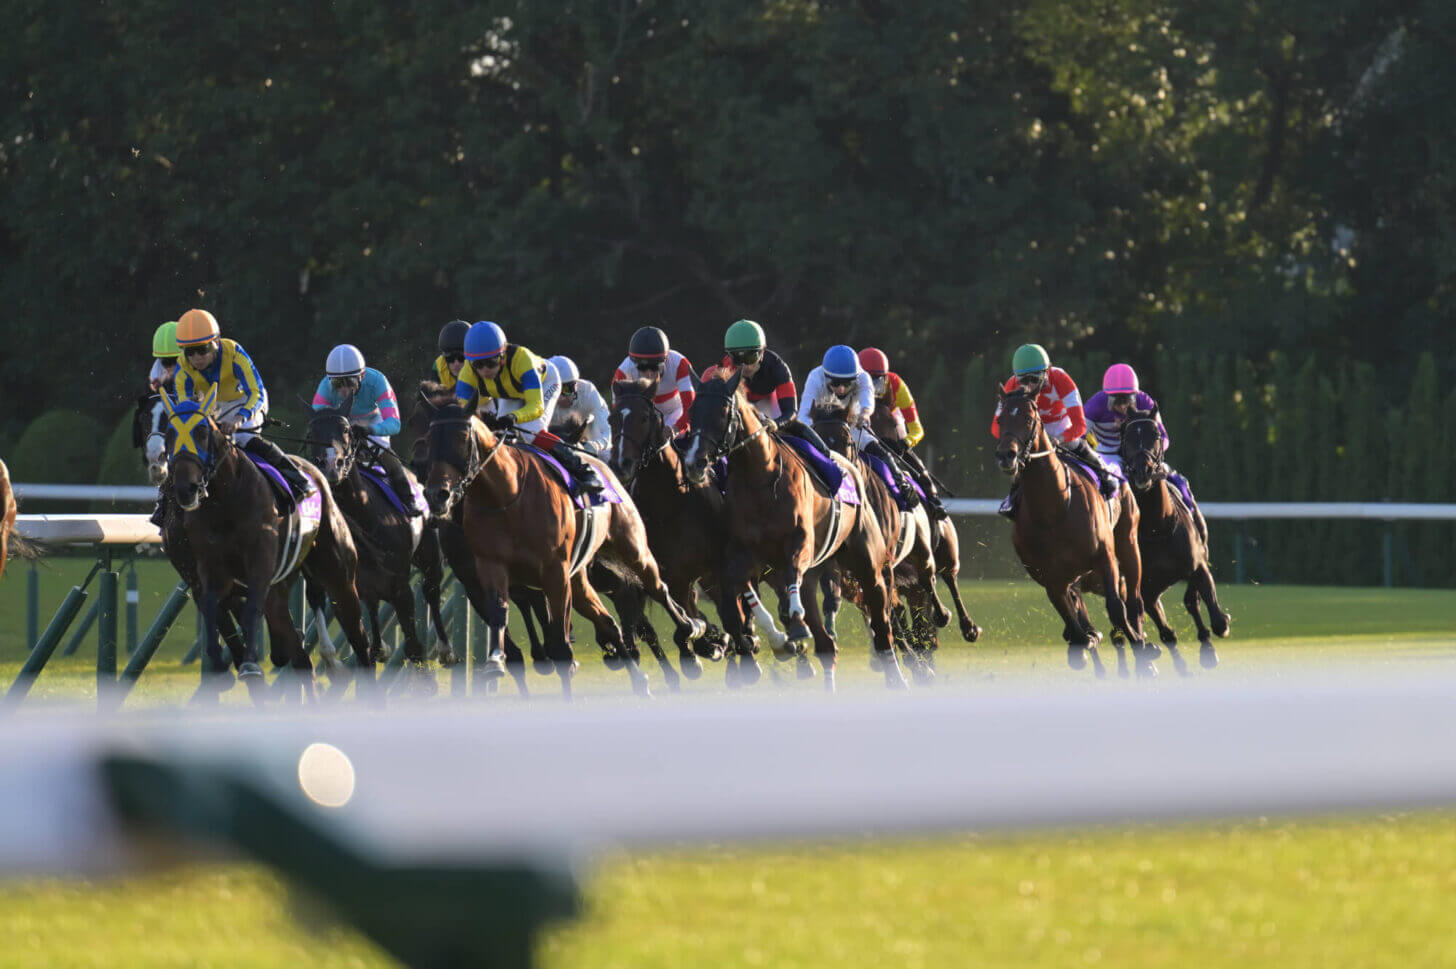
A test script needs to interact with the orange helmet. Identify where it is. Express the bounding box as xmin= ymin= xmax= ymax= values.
xmin=858 ymin=347 xmax=889 ymax=376
xmin=176 ymin=309 xmax=221 ymax=347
